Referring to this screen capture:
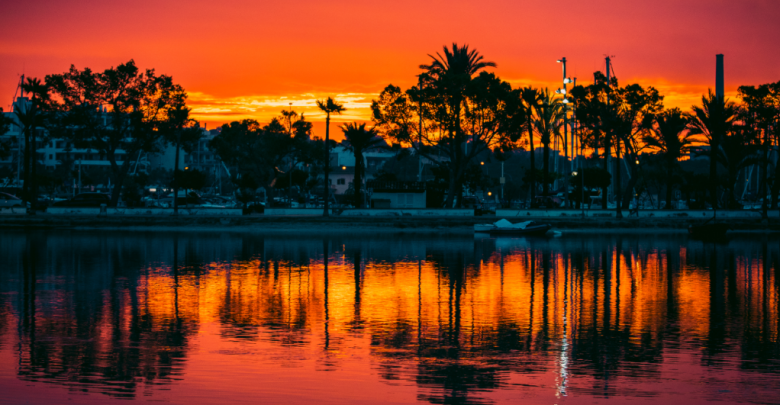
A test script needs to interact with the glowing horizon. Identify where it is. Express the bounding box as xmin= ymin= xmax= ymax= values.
xmin=2 ymin=0 xmax=778 ymax=140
